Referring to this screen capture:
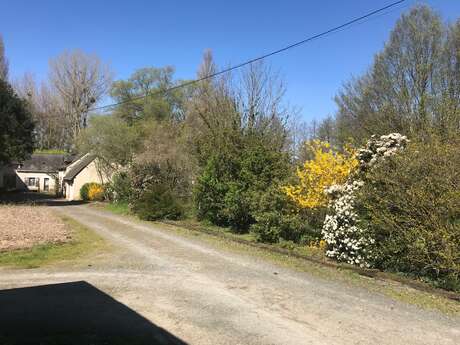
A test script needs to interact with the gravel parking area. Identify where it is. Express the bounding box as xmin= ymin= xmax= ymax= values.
xmin=0 ymin=205 xmax=71 ymax=251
